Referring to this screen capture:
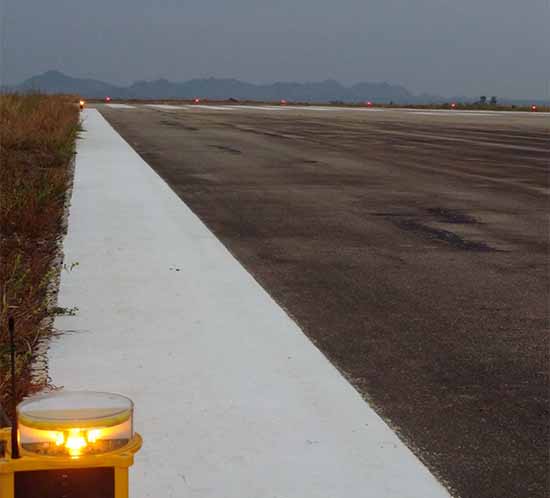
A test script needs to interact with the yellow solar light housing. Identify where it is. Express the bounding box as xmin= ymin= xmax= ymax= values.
xmin=0 ymin=391 xmax=142 ymax=498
